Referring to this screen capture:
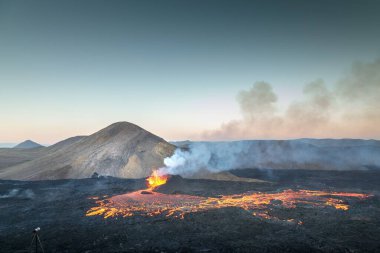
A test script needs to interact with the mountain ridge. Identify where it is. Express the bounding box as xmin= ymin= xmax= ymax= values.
xmin=0 ymin=122 xmax=175 ymax=180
